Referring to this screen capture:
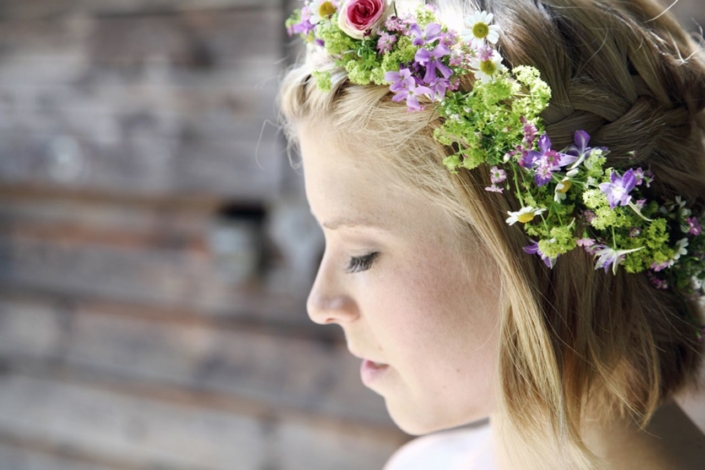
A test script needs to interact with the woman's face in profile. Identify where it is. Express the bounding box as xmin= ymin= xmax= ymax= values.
xmin=298 ymin=121 xmax=502 ymax=435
